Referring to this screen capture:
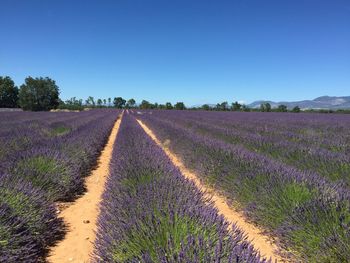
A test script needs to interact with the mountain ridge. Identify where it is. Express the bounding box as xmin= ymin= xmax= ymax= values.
xmin=247 ymin=96 xmax=350 ymax=109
